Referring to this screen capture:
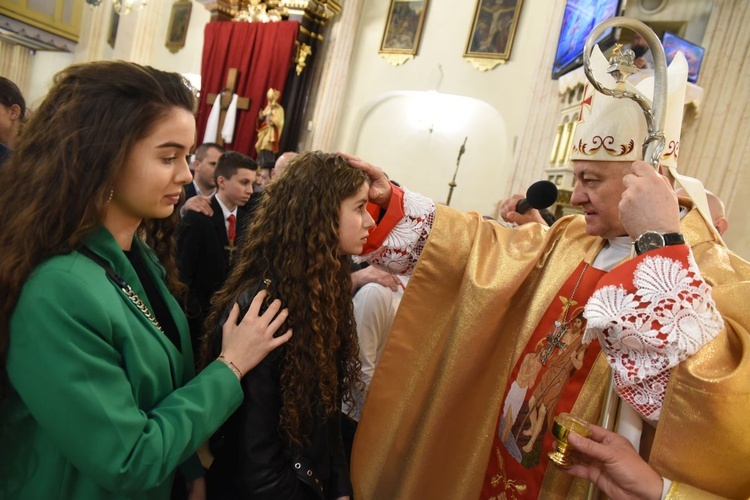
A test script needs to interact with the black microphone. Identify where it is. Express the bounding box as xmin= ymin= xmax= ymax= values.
xmin=515 ymin=180 xmax=558 ymax=214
